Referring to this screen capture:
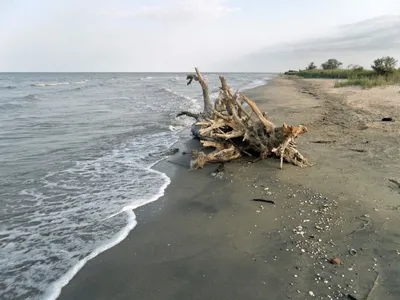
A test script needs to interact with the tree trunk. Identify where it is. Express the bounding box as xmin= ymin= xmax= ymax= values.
xmin=177 ymin=68 xmax=310 ymax=169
